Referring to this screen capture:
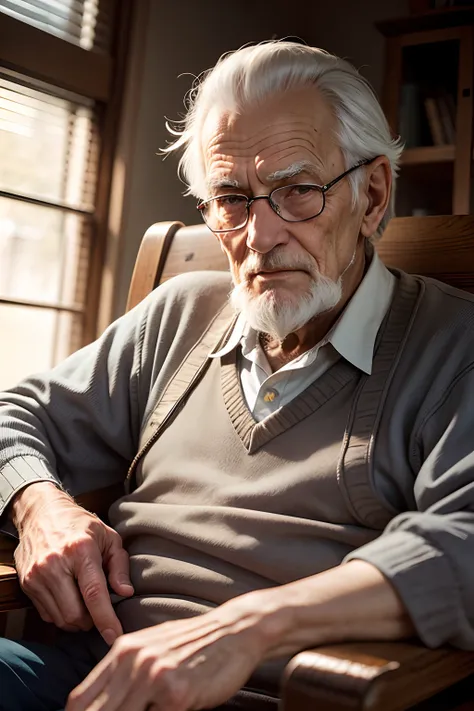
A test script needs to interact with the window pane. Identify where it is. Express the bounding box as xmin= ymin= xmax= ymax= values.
xmin=0 ymin=75 xmax=98 ymax=210
xmin=0 ymin=0 xmax=115 ymax=53
xmin=0 ymin=197 xmax=90 ymax=306
xmin=0 ymin=305 xmax=80 ymax=389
